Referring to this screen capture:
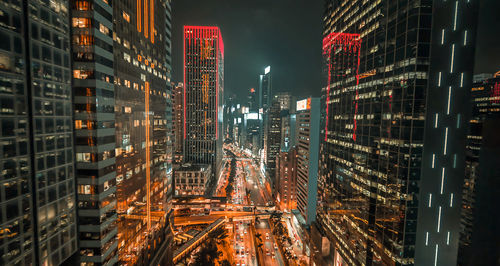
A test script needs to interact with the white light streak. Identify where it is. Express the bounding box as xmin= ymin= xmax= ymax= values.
xmin=457 ymin=114 xmax=461 ymax=128
xmin=447 ymin=86 xmax=452 ymax=115
xmin=441 ymin=29 xmax=445 ymax=44
xmin=441 ymin=168 xmax=445 ymax=194
xmin=450 ymin=193 xmax=454 ymax=207
xmin=447 ymin=232 xmax=451 ymax=245
xmin=426 ymin=232 xmax=429 ymax=246
xmin=432 ymin=154 xmax=436 ymax=168
xmin=460 ymin=73 xmax=464 ymax=87
xmin=429 ymin=193 xmax=433 ymax=207
xmin=464 ymin=30 xmax=468 ymax=45
xmin=444 ymin=127 xmax=449 ymax=155
xmin=435 ymin=113 xmax=439 ymax=128
xmin=453 ymin=1 xmax=459 ymax=31
xmin=438 ymin=72 xmax=442 ymax=87
xmin=434 ymin=244 xmax=439 ymax=266
xmin=437 ymin=206 xmax=442 ymax=232
xmin=450 ymin=45 xmax=455 ymax=73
